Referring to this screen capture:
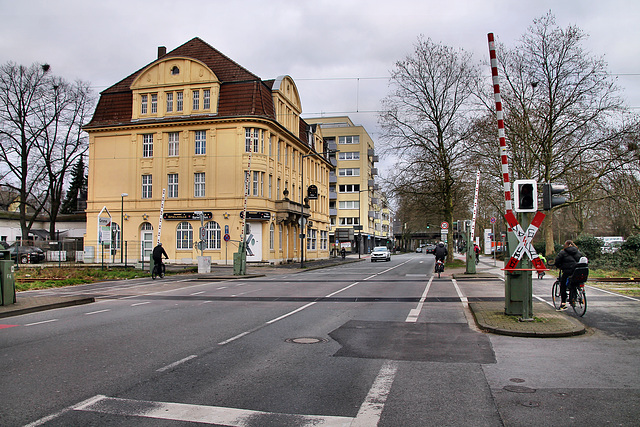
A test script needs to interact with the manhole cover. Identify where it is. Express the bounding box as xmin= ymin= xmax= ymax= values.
xmin=503 ymin=385 xmax=536 ymax=393
xmin=285 ymin=337 xmax=328 ymax=344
